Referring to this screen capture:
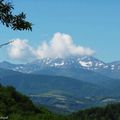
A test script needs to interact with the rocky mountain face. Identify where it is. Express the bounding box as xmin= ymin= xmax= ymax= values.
xmin=0 ymin=56 xmax=120 ymax=79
